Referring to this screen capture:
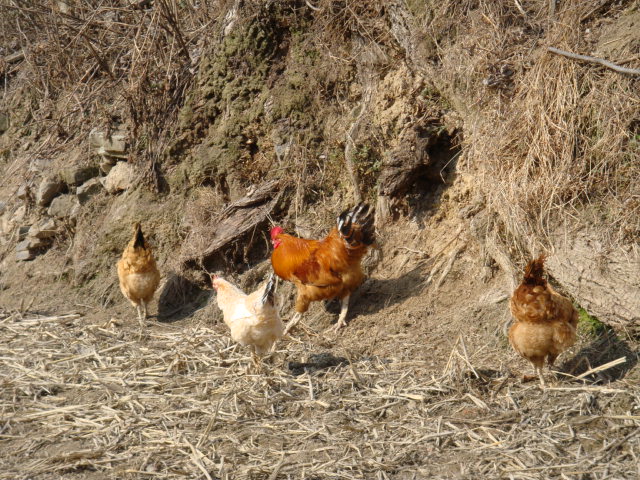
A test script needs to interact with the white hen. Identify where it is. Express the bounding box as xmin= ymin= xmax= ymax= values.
xmin=211 ymin=273 xmax=283 ymax=359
